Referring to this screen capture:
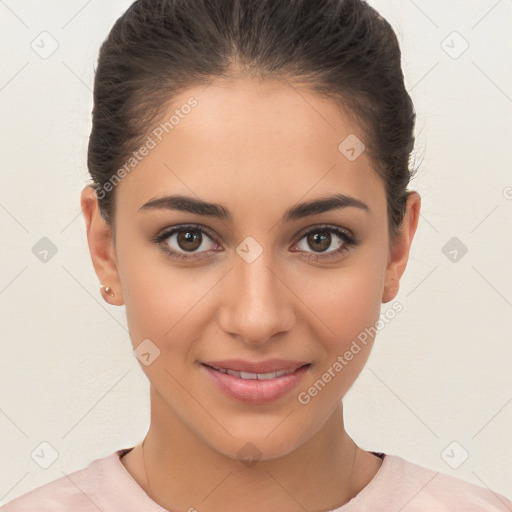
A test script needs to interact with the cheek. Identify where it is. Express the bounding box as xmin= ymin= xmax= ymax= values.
xmin=120 ymin=255 xmax=217 ymax=359
xmin=294 ymin=272 xmax=382 ymax=413
xmin=298 ymin=261 xmax=384 ymax=350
